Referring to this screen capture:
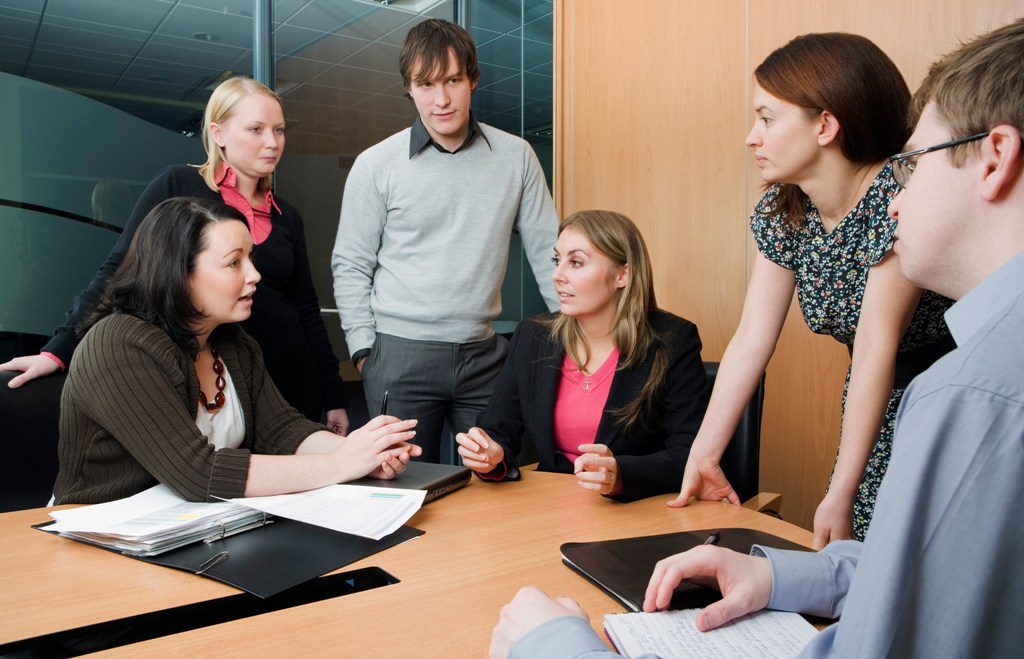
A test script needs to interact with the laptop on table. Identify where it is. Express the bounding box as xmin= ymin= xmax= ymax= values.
xmin=348 ymin=461 xmax=471 ymax=503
